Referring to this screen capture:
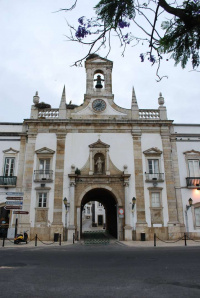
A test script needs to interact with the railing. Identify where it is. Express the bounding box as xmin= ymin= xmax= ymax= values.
xmin=0 ymin=176 xmax=17 ymax=186
xmin=38 ymin=109 xmax=59 ymax=119
xmin=186 ymin=177 xmax=200 ymax=188
xmin=139 ymin=109 xmax=160 ymax=119
xmin=145 ymin=173 xmax=164 ymax=181
xmin=34 ymin=170 xmax=53 ymax=182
